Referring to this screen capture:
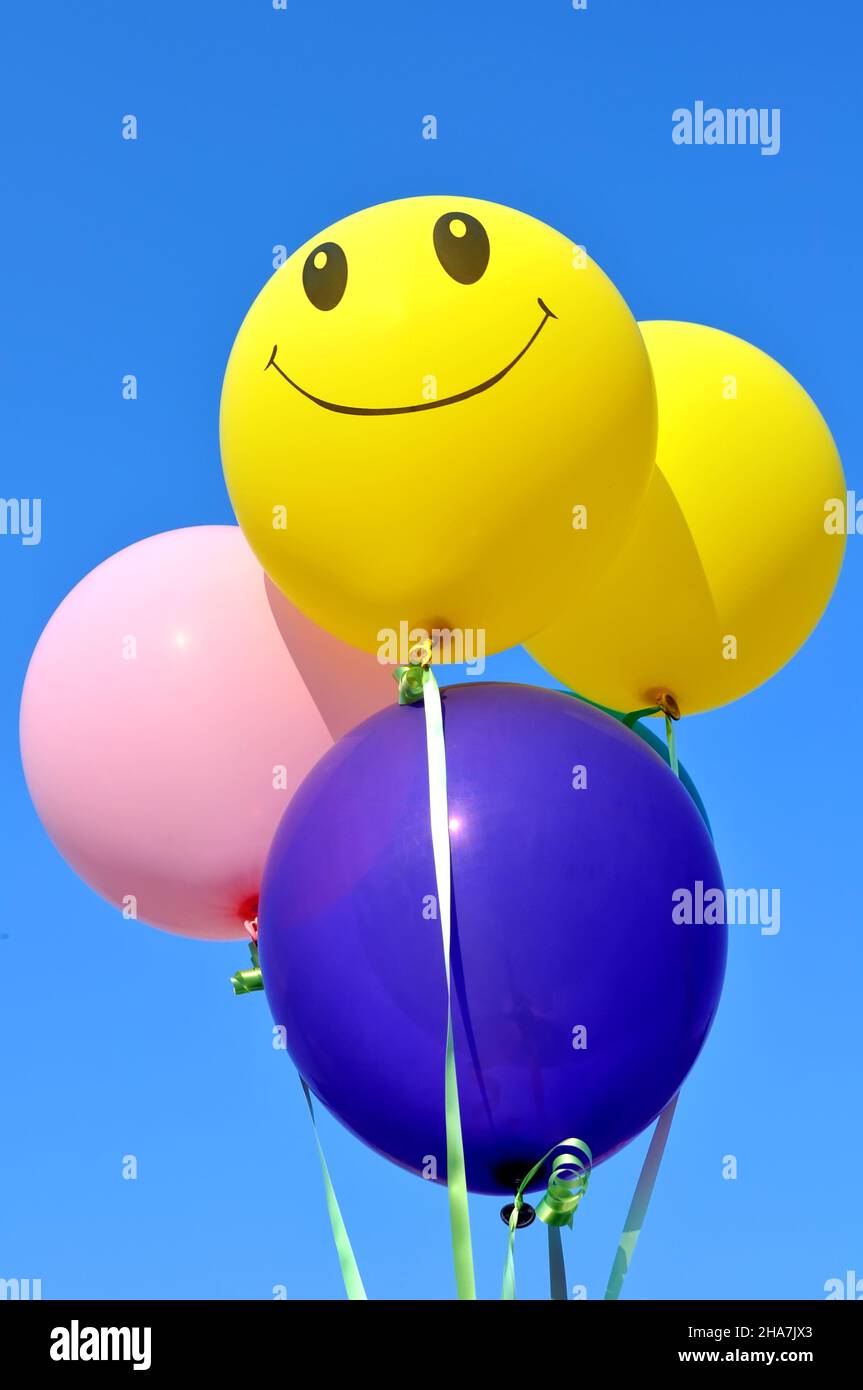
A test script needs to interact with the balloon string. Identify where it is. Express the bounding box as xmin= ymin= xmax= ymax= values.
xmin=548 ymin=1226 xmax=568 ymax=1299
xmin=604 ymin=1094 xmax=678 ymax=1299
xmin=395 ymin=657 xmax=477 ymax=1300
xmin=603 ymin=710 xmax=682 ymax=1299
xmin=300 ymin=1079 xmax=368 ymax=1300
xmin=231 ymin=937 xmax=365 ymax=1298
